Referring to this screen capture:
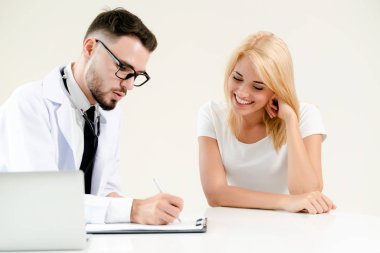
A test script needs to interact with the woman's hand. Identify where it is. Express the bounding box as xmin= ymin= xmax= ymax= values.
xmin=281 ymin=191 xmax=336 ymax=214
xmin=265 ymin=95 xmax=296 ymax=122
